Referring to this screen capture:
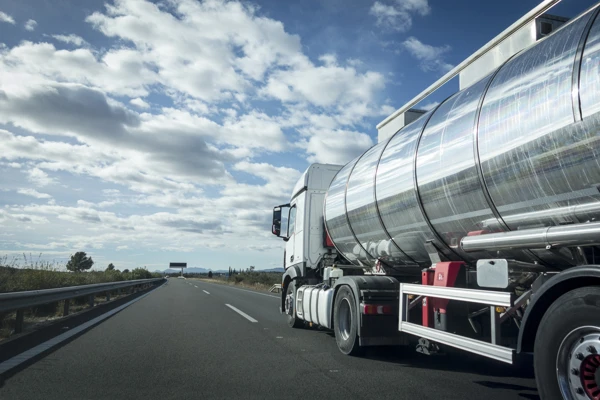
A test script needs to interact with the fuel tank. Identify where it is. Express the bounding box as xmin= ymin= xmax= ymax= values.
xmin=324 ymin=4 xmax=600 ymax=271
